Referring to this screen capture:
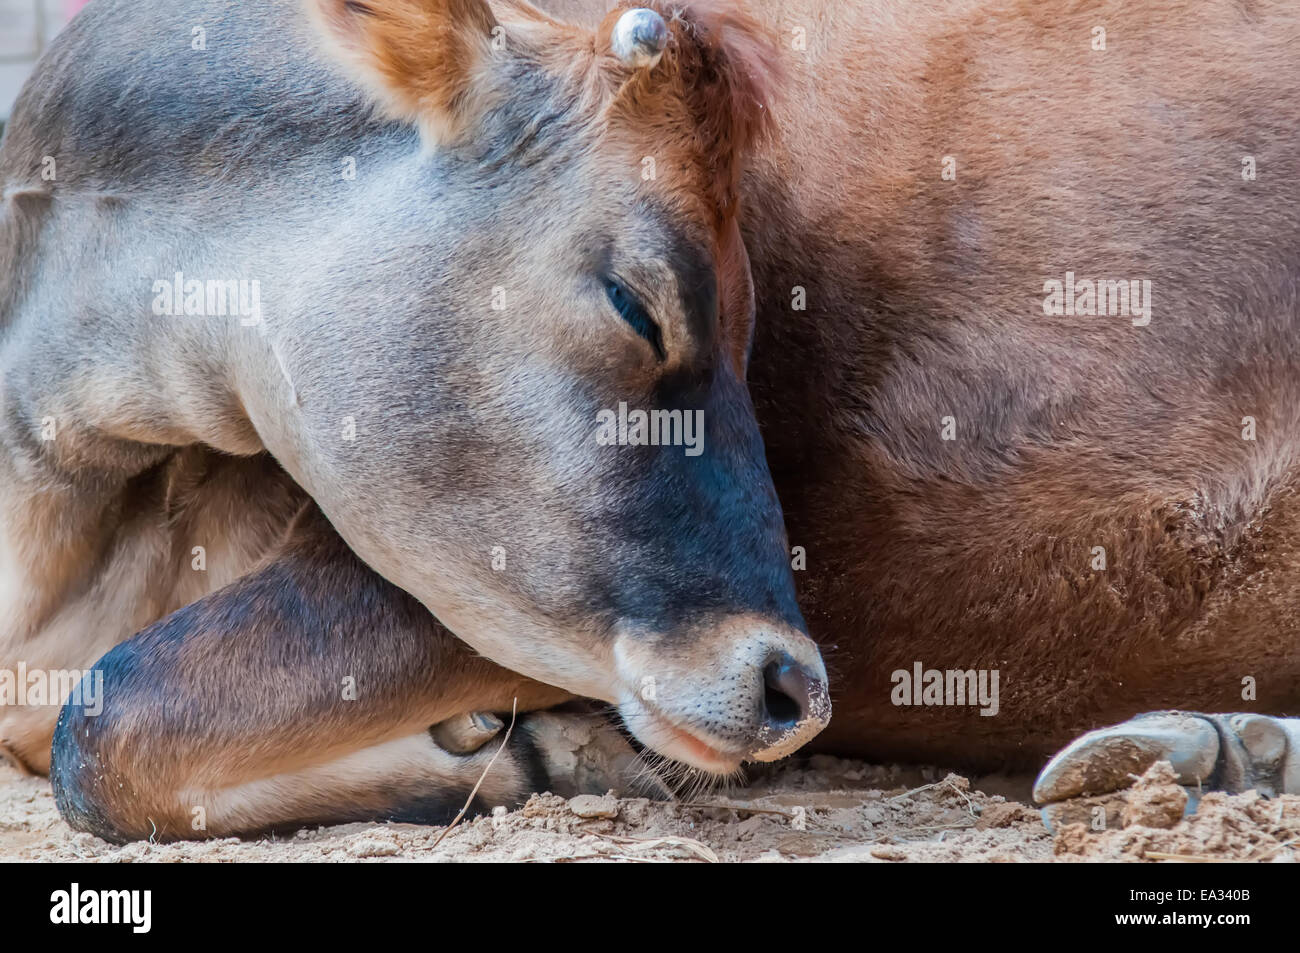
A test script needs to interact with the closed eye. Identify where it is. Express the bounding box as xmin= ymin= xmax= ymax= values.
xmin=604 ymin=278 xmax=664 ymax=359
